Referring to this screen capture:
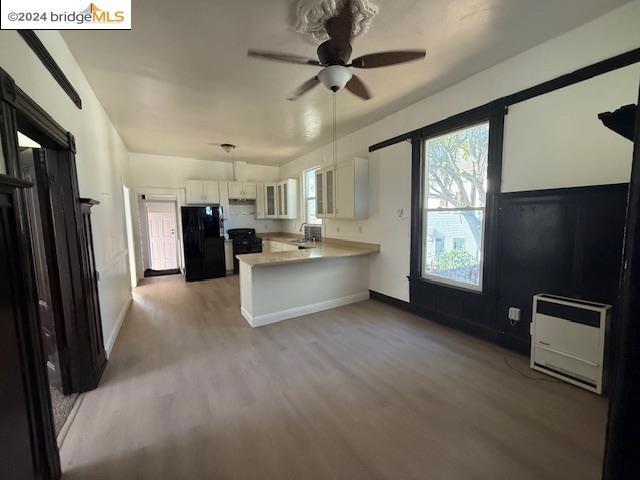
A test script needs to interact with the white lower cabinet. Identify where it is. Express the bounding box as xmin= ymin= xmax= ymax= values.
xmin=224 ymin=240 xmax=234 ymax=273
